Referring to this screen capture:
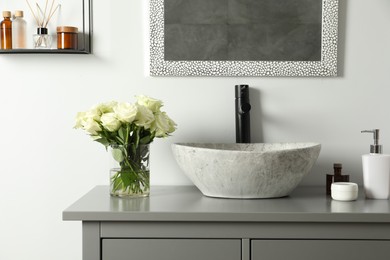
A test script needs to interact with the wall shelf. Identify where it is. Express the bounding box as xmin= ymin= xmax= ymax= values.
xmin=0 ymin=49 xmax=90 ymax=54
xmin=0 ymin=0 xmax=92 ymax=54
